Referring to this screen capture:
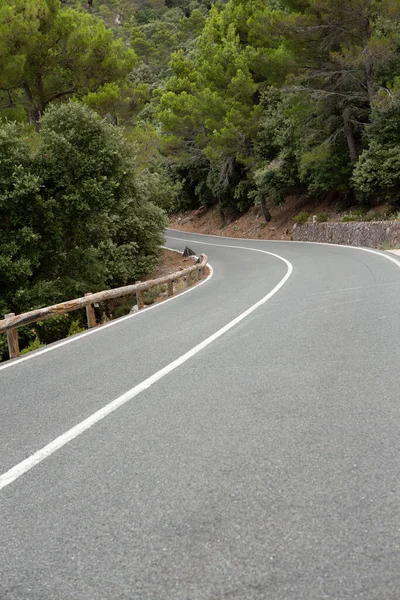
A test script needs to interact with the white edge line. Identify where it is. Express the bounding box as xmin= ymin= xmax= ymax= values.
xmin=166 ymin=228 xmax=400 ymax=269
xmin=0 ymin=246 xmax=292 ymax=491
xmin=0 ymin=248 xmax=213 ymax=373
